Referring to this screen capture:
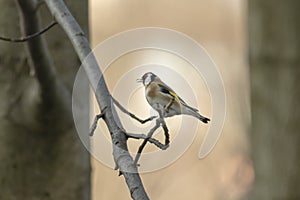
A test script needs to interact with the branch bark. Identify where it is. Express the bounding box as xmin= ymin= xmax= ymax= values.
xmin=44 ymin=0 xmax=149 ymax=199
